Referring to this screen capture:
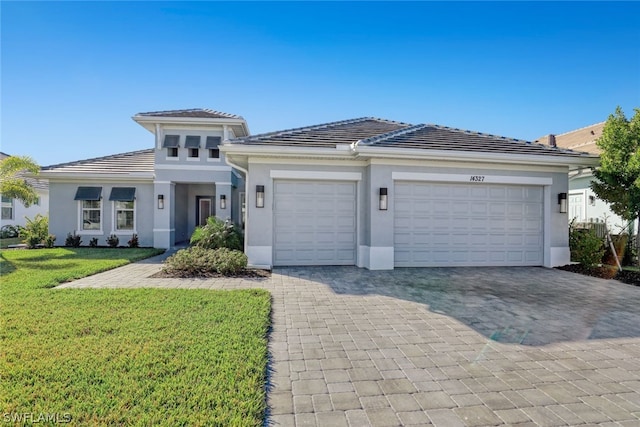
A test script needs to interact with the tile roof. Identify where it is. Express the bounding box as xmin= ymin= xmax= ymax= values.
xmin=229 ymin=117 xmax=411 ymax=147
xmin=535 ymin=122 xmax=604 ymax=155
xmin=42 ymin=149 xmax=154 ymax=175
xmin=0 ymin=152 xmax=48 ymax=191
xmin=359 ymin=124 xmax=591 ymax=157
xmin=135 ymin=108 xmax=242 ymax=120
